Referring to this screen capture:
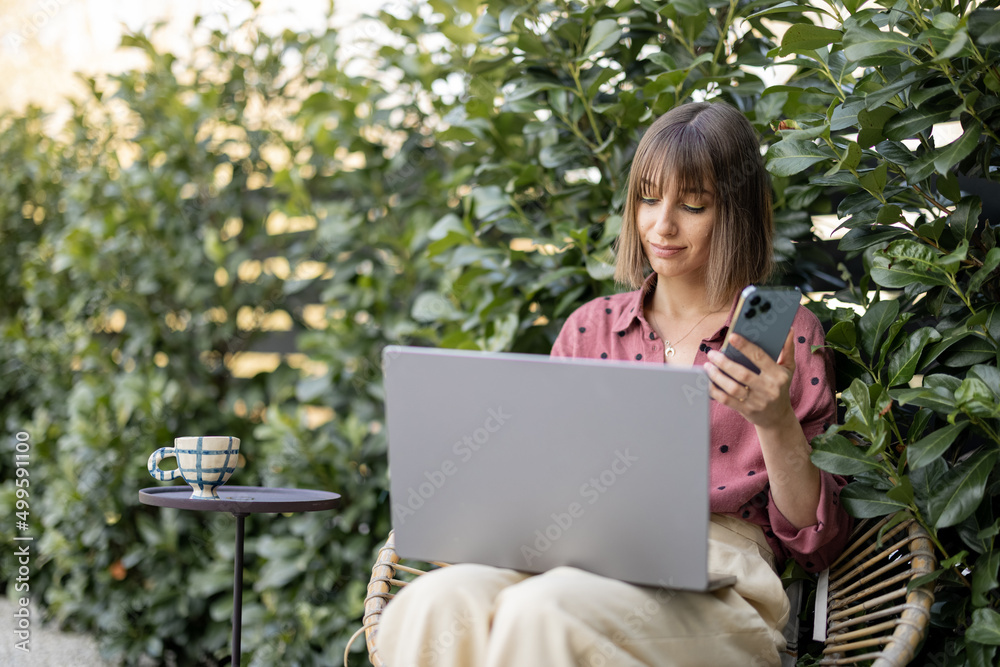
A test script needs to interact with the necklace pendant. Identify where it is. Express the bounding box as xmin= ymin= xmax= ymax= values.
xmin=664 ymin=342 xmax=675 ymax=359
